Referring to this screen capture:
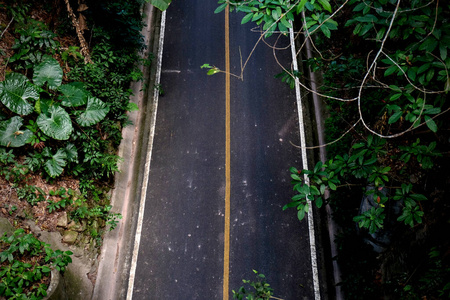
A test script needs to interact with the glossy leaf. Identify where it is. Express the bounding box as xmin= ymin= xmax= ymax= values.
xmin=58 ymin=83 xmax=88 ymax=107
xmin=0 ymin=116 xmax=33 ymax=147
xmin=33 ymin=58 xmax=63 ymax=89
xmin=0 ymin=73 xmax=37 ymax=115
xmin=77 ymin=96 xmax=110 ymax=127
xmin=37 ymin=106 xmax=73 ymax=140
